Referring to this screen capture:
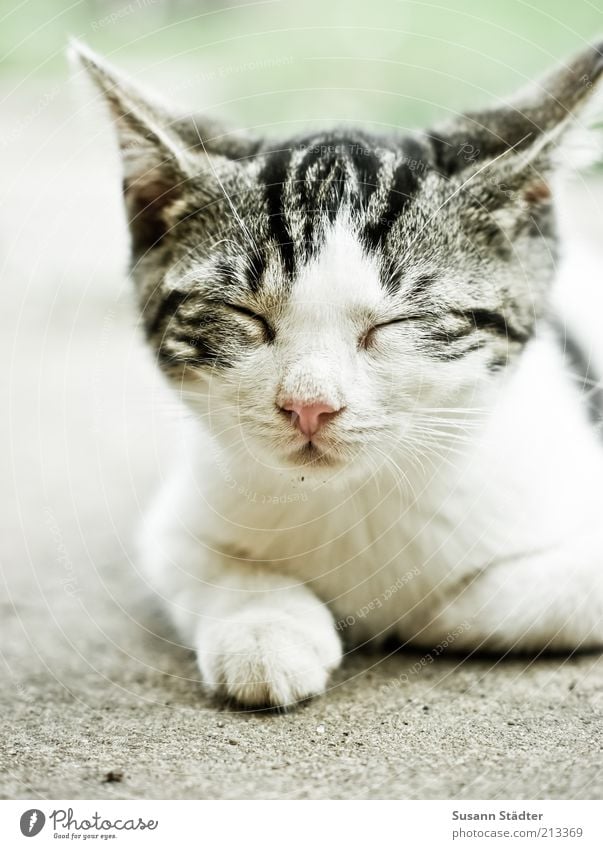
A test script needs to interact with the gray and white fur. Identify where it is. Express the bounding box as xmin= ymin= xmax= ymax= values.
xmin=73 ymin=41 xmax=603 ymax=707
